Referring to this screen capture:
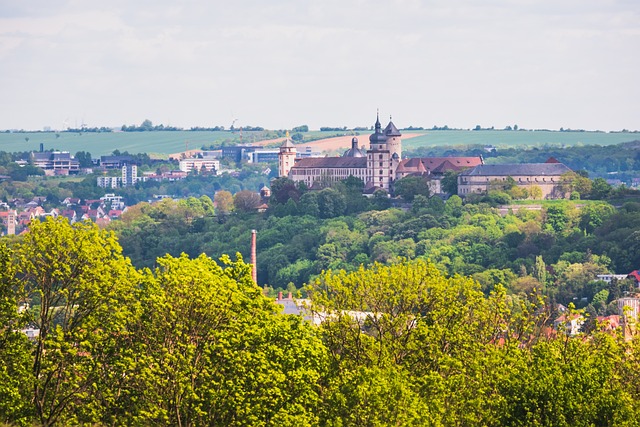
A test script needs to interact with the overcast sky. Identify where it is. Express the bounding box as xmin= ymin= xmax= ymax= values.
xmin=1 ymin=0 xmax=638 ymax=131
